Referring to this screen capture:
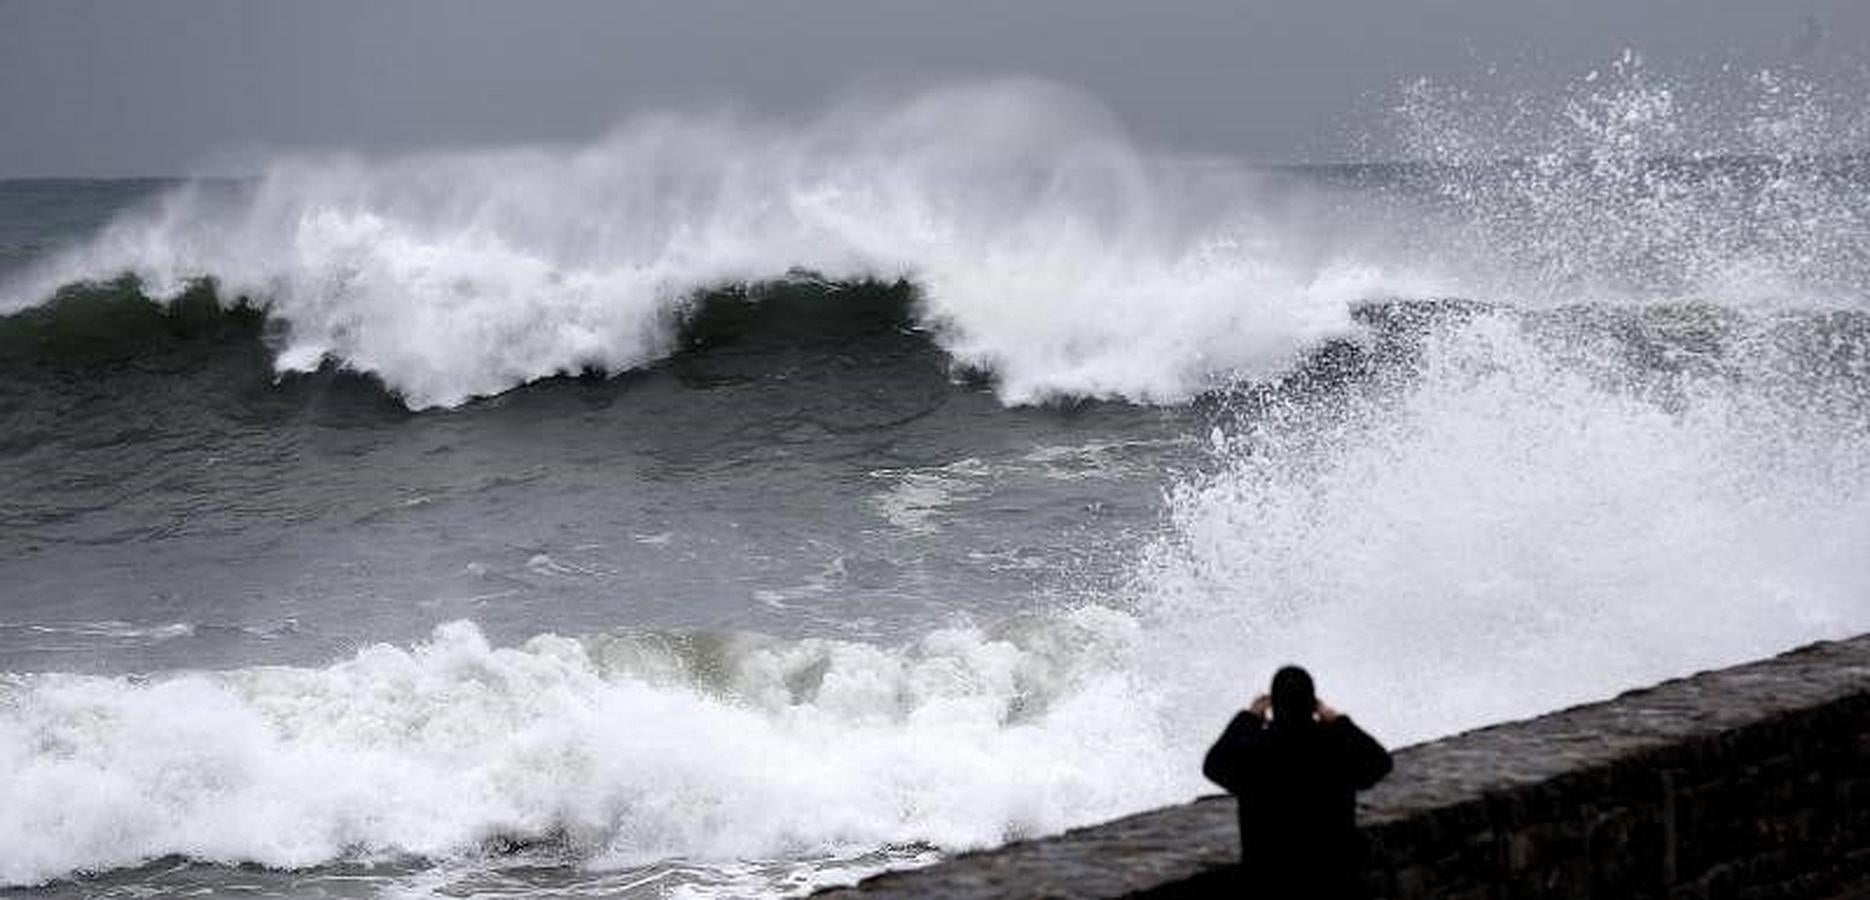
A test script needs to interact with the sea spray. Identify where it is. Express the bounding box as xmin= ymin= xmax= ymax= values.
xmin=1137 ymin=305 xmax=1870 ymax=749
xmin=1382 ymin=56 xmax=1870 ymax=306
